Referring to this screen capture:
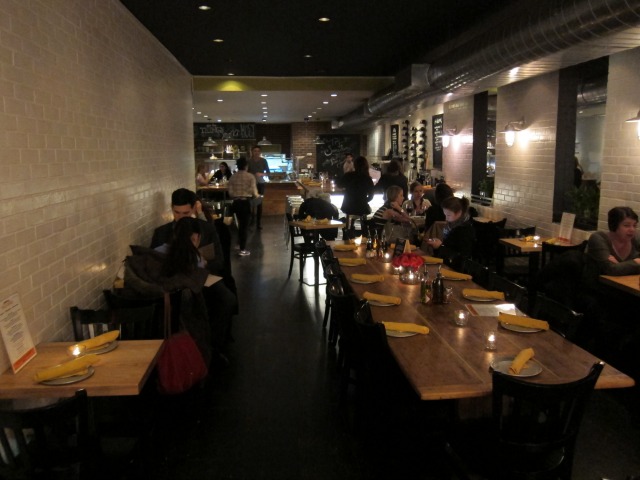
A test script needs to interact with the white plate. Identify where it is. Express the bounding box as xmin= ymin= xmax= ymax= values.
xmin=40 ymin=366 xmax=95 ymax=386
xmin=499 ymin=322 xmax=543 ymax=333
xmin=490 ymin=357 xmax=542 ymax=377
xmin=351 ymin=278 xmax=376 ymax=284
xmin=368 ymin=300 xmax=397 ymax=307
xmin=386 ymin=330 xmax=418 ymax=338
xmin=462 ymin=294 xmax=498 ymax=302
xmin=86 ymin=341 xmax=118 ymax=355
